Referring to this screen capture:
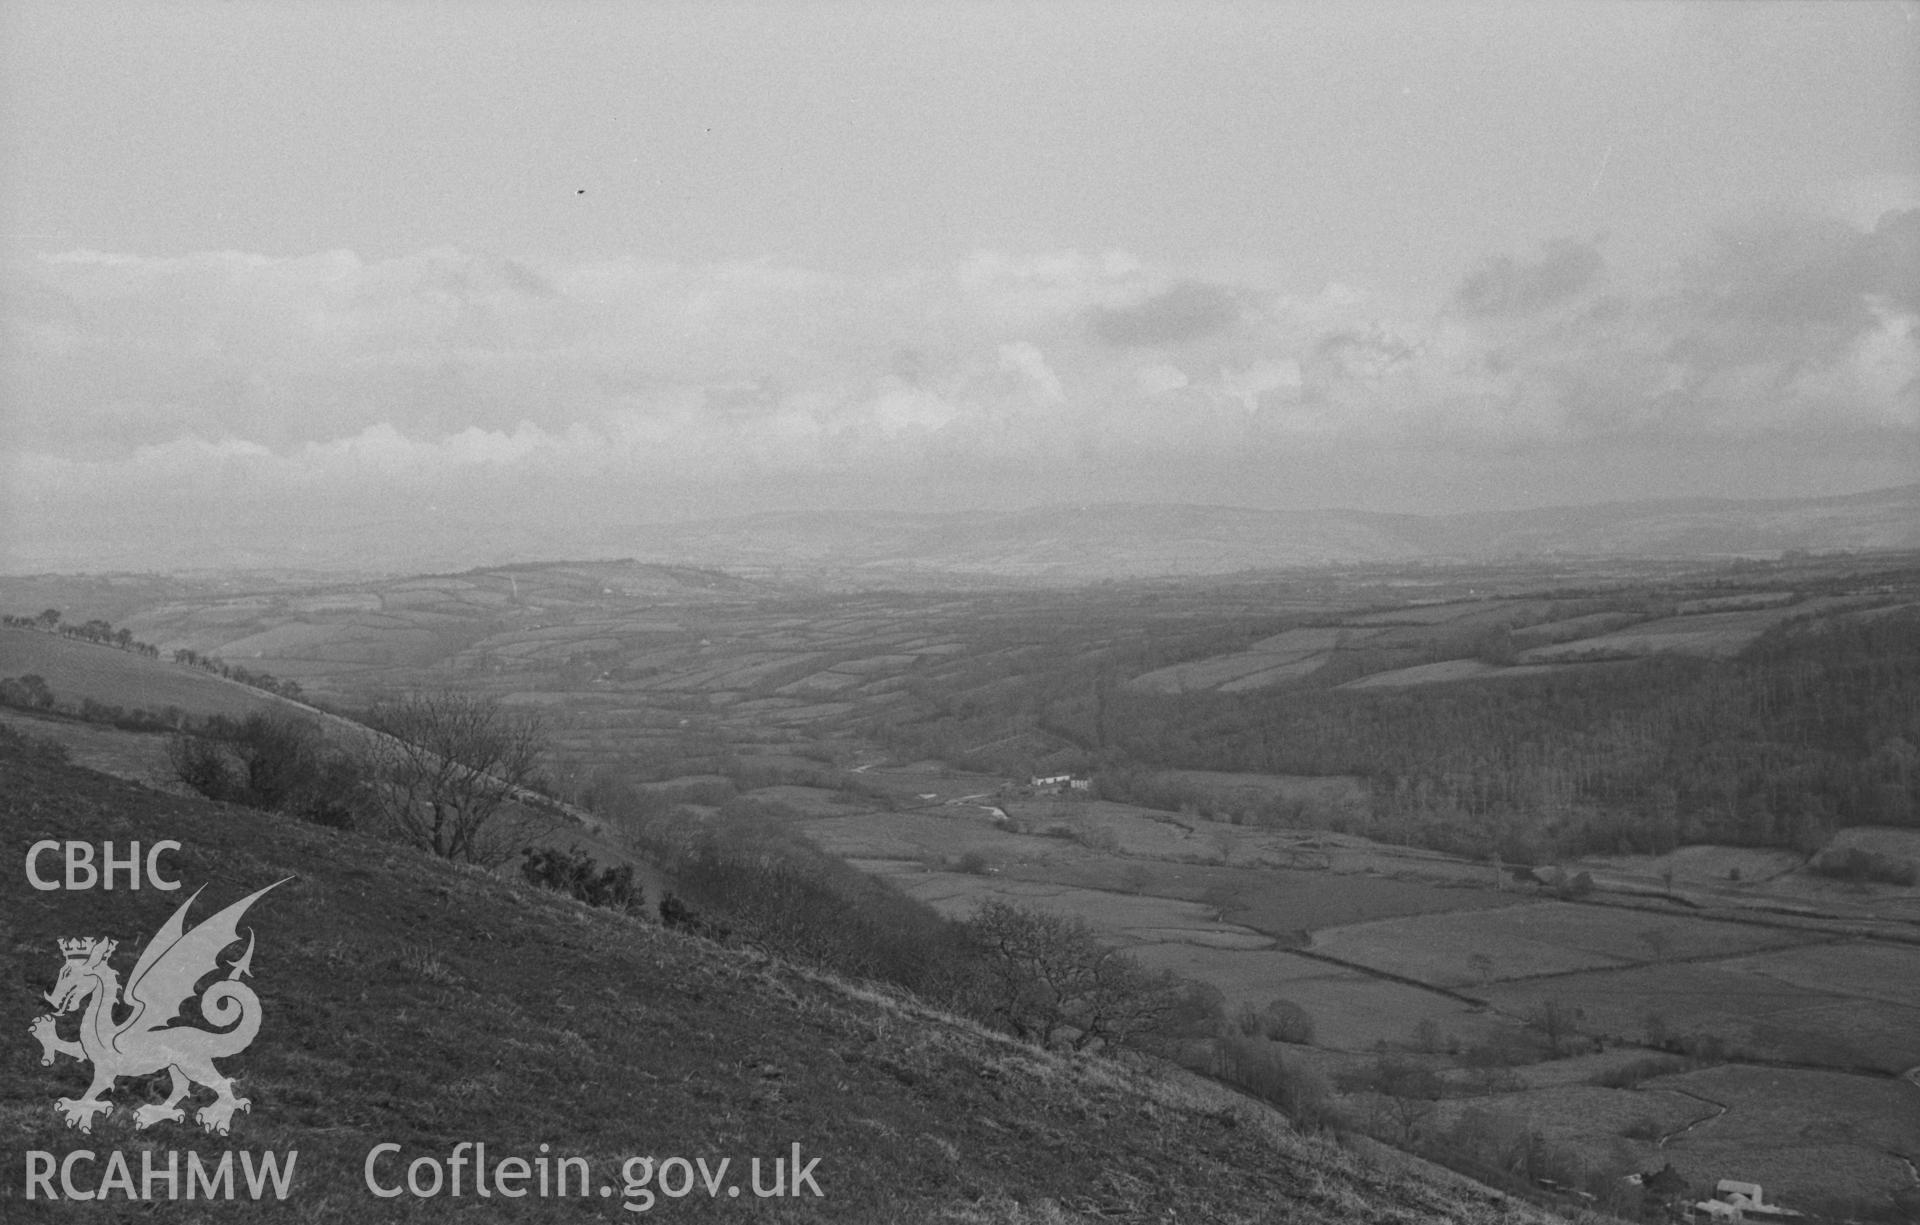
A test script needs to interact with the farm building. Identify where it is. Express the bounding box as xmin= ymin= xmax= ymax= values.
xmin=1716 ymin=1181 xmax=1801 ymax=1220
xmin=1718 ymin=1181 xmax=1762 ymax=1206
xmin=1692 ymin=1180 xmax=1803 ymax=1223
xmin=1029 ymin=774 xmax=1091 ymax=791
